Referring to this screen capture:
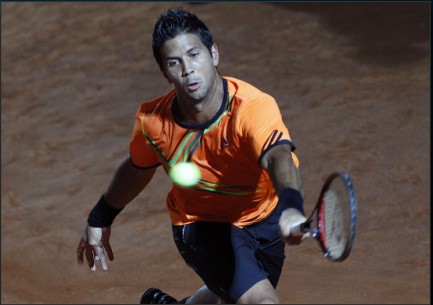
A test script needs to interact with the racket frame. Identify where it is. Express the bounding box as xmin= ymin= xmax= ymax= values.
xmin=301 ymin=171 xmax=357 ymax=261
